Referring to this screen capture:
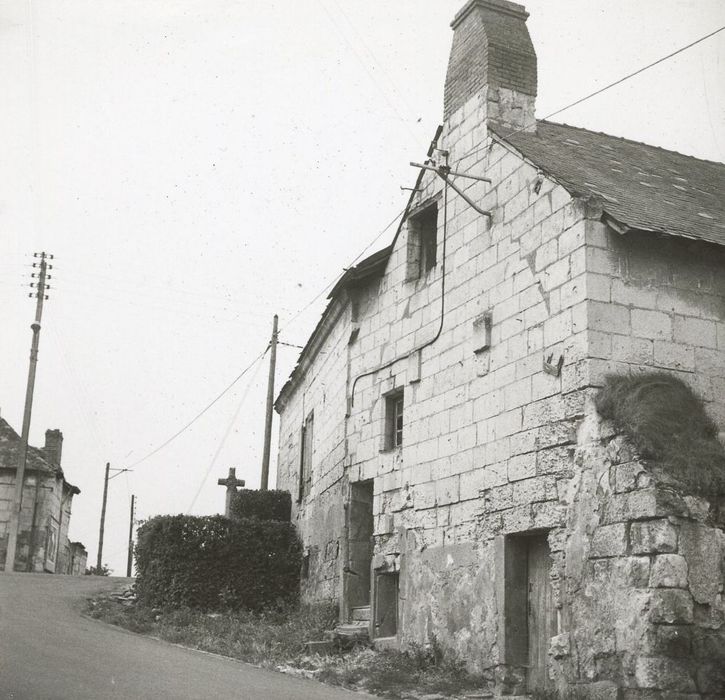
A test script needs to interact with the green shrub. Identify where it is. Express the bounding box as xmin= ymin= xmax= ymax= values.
xmin=230 ymin=489 xmax=291 ymax=522
xmin=595 ymin=372 xmax=725 ymax=496
xmin=134 ymin=514 xmax=301 ymax=611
